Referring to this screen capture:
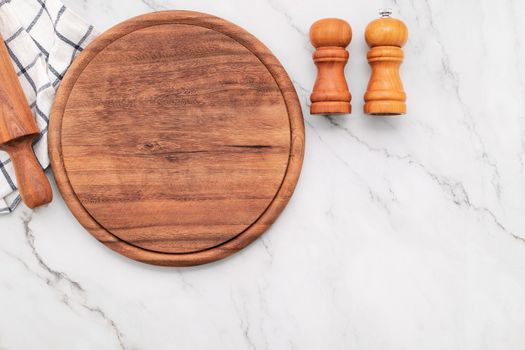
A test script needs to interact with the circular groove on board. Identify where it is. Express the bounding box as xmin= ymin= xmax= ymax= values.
xmin=49 ymin=11 xmax=304 ymax=266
